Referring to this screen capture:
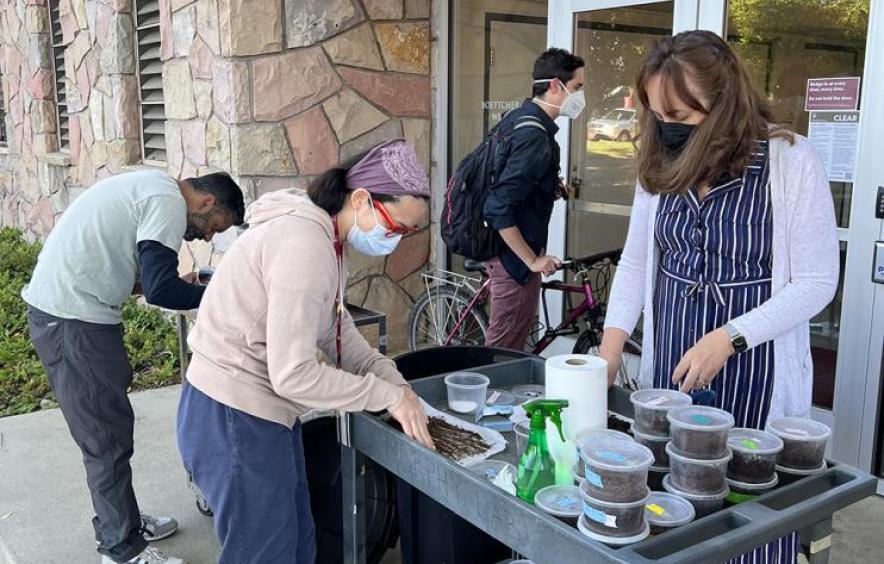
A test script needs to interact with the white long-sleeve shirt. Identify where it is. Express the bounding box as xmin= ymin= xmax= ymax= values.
xmin=604 ymin=134 xmax=840 ymax=422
